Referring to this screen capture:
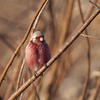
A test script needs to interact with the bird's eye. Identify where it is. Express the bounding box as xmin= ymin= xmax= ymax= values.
xmin=35 ymin=37 xmax=37 ymax=39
